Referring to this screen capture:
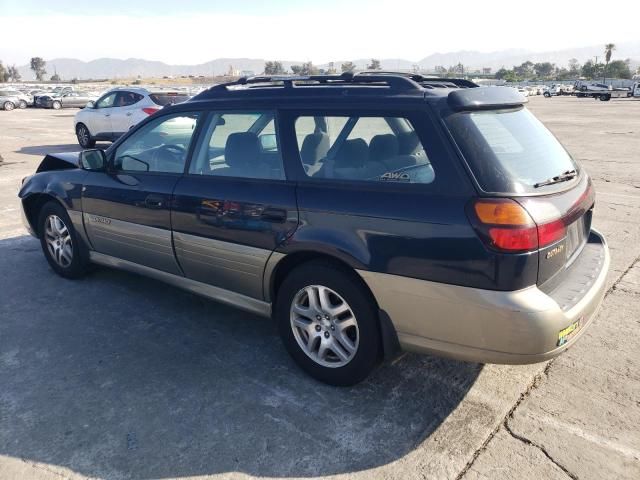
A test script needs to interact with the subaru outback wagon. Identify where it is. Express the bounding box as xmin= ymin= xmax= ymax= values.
xmin=19 ymin=73 xmax=609 ymax=386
